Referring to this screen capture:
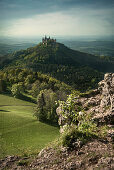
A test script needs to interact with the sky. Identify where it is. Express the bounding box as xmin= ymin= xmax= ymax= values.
xmin=0 ymin=0 xmax=114 ymax=37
